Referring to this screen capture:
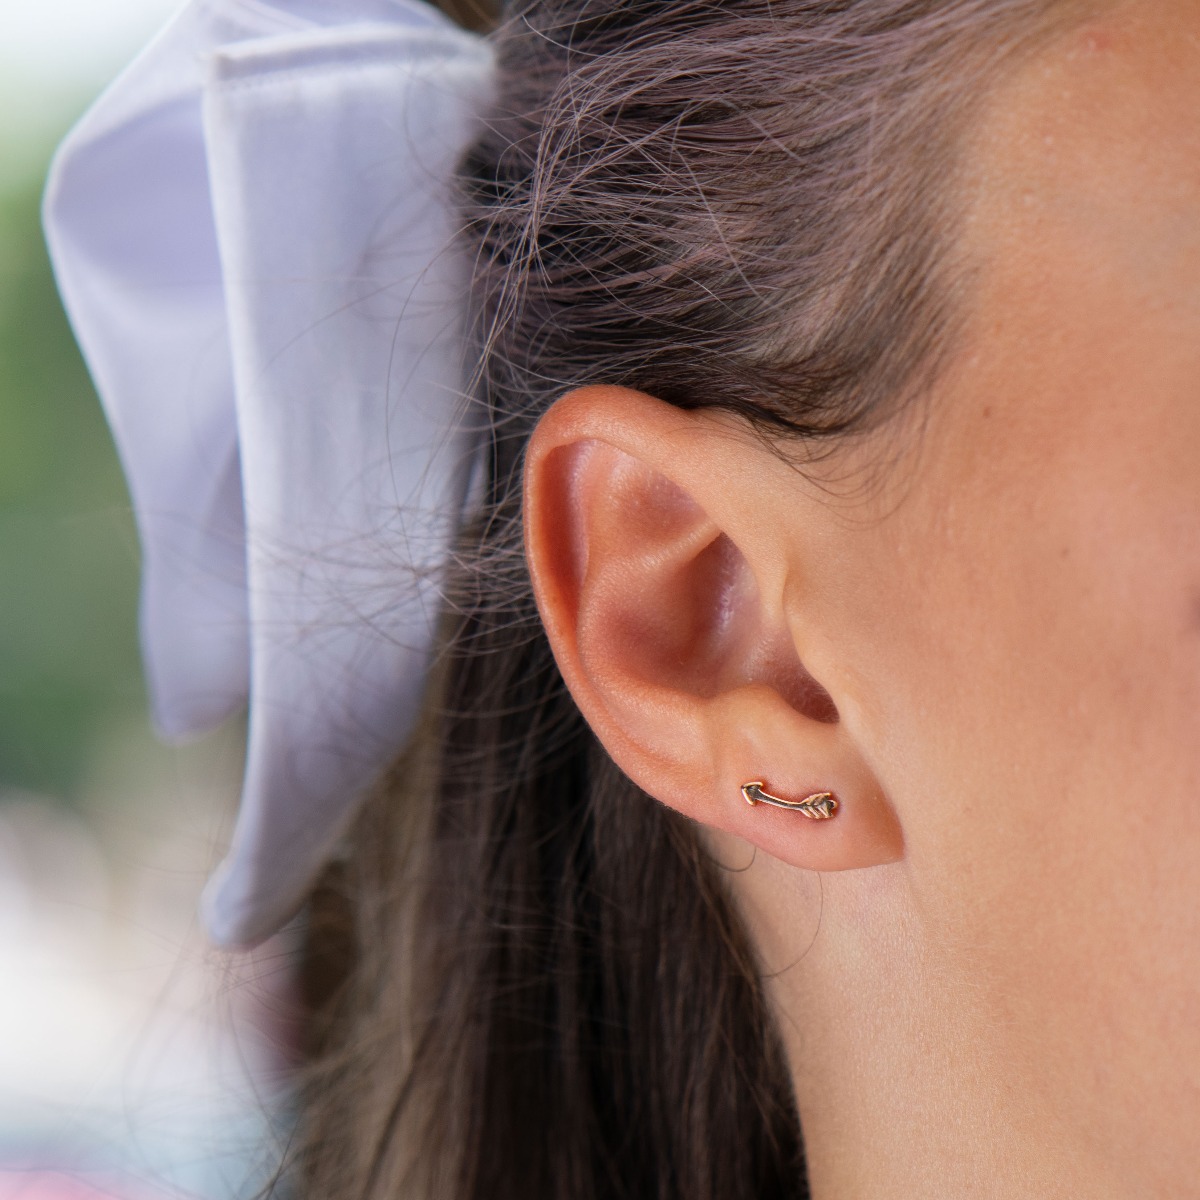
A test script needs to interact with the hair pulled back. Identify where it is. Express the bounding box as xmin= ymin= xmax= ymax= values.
xmin=293 ymin=2 xmax=1098 ymax=1197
